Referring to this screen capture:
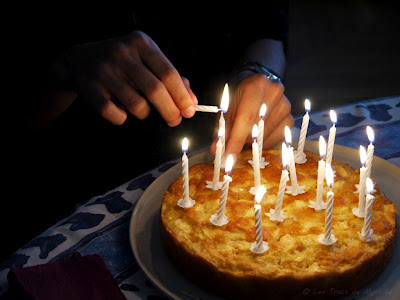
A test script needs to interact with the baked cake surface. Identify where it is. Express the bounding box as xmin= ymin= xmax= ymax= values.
xmin=160 ymin=149 xmax=397 ymax=299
